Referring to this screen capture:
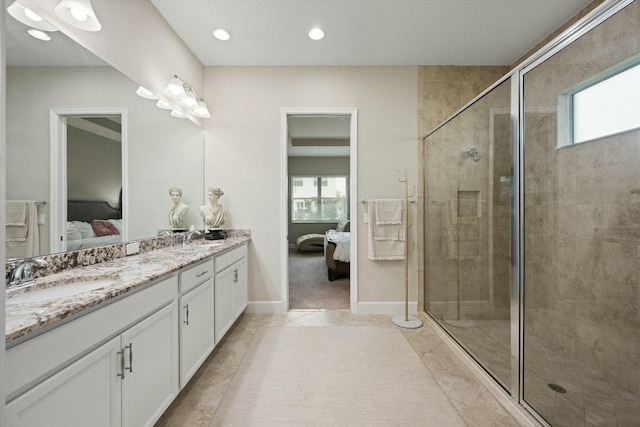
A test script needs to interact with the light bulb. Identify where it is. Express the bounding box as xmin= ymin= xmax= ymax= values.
xmin=24 ymin=8 xmax=43 ymax=22
xmin=70 ymin=8 xmax=88 ymax=22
